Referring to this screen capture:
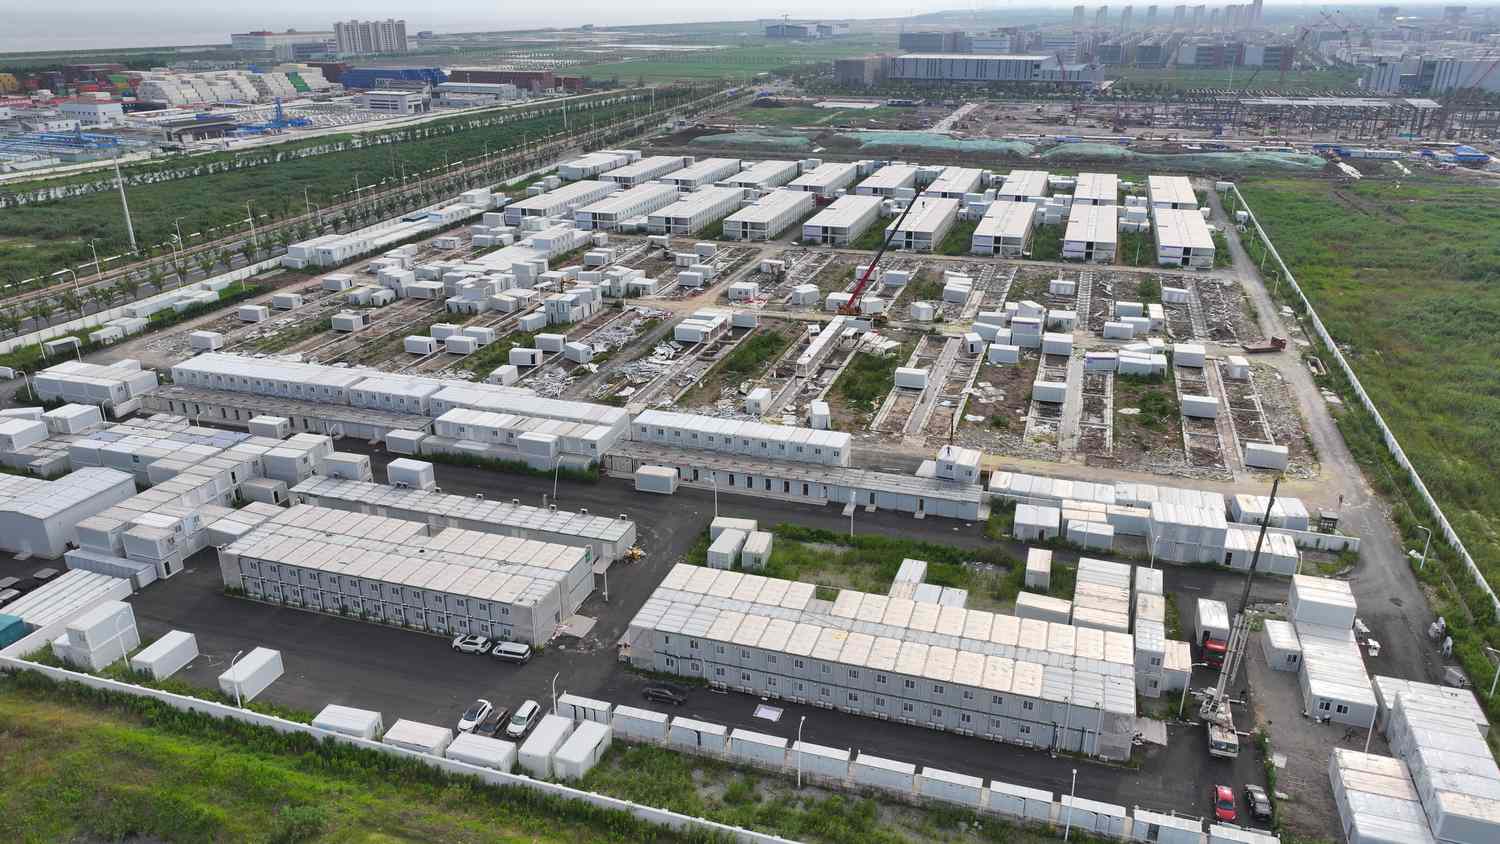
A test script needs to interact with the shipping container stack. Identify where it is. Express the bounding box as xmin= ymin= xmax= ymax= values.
xmin=1289 ymin=575 xmax=1375 ymax=729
